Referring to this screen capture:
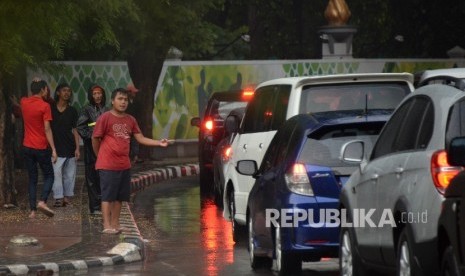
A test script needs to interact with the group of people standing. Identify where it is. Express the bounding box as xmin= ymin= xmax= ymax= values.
xmin=20 ymin=79 xmax=170 ymax=234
